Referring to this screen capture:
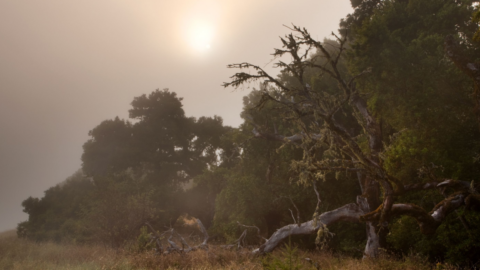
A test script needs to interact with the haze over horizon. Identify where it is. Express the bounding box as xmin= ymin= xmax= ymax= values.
xmin=0 ymin=0 xmax=352 ymax=232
